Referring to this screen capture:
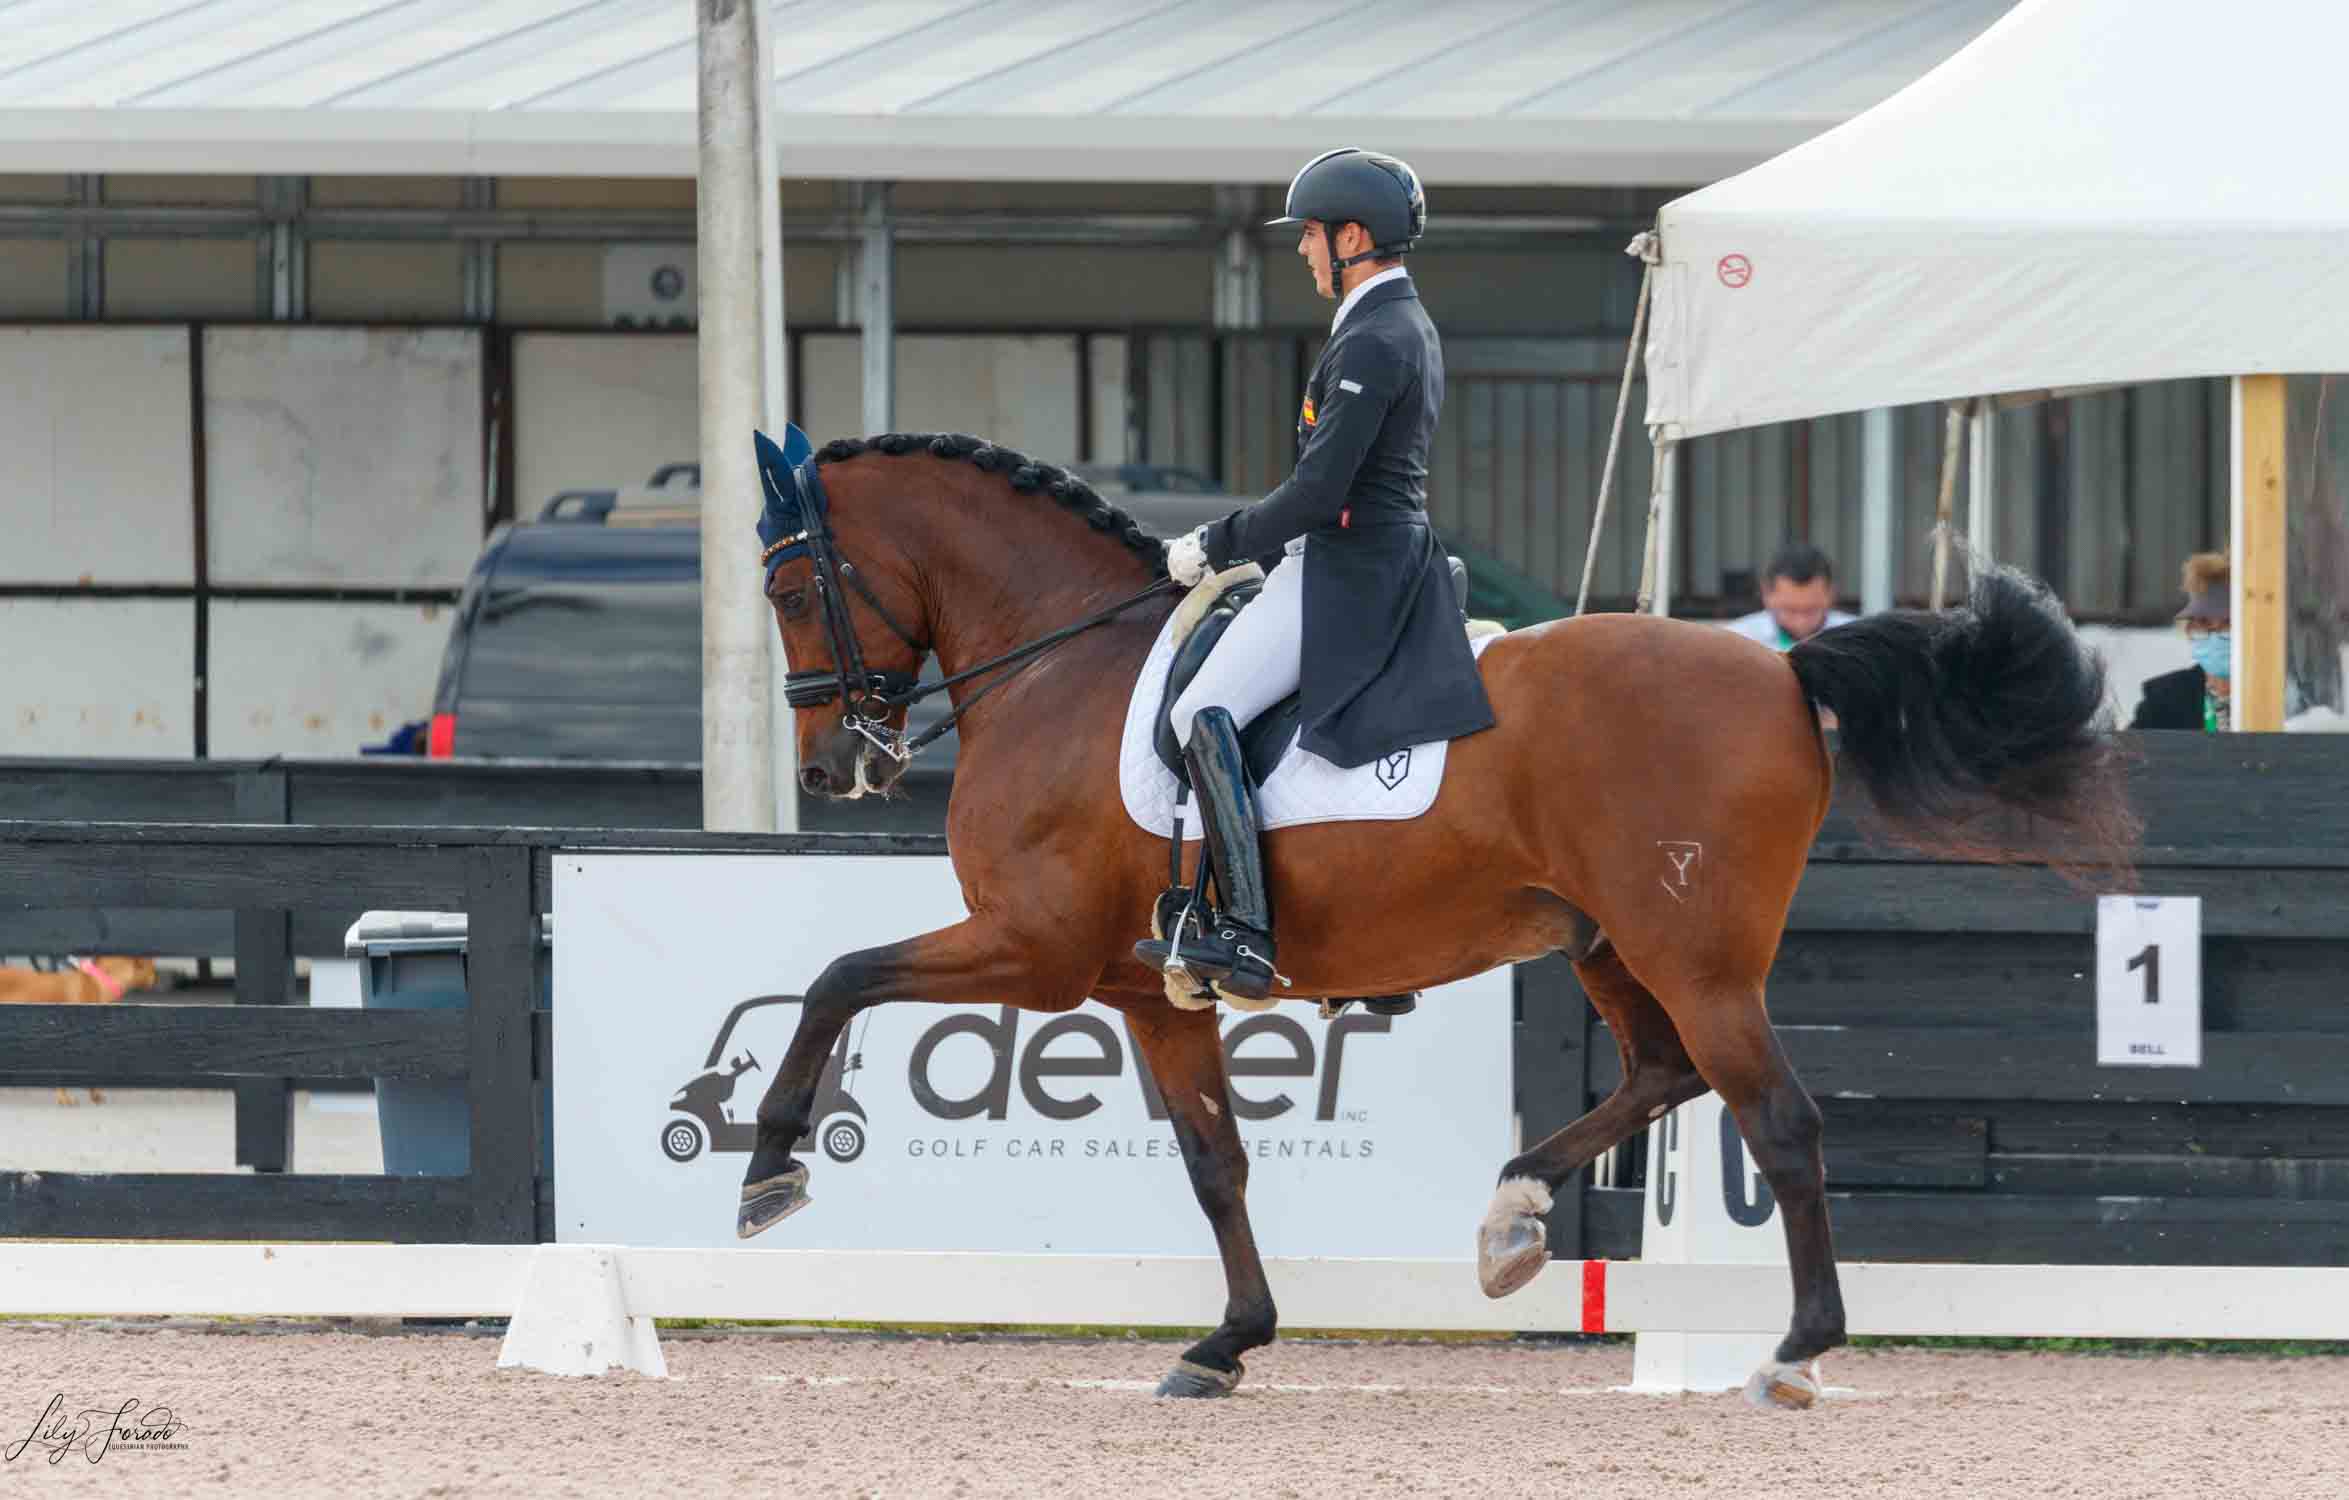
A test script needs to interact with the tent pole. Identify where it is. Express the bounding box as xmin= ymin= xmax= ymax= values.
xmin=1637 ymin=438 xmax=1679 ymax=617
xmin=1930 ymin=399 xmax=1970 ymax=609
xmin=2231 ymin=374 xmax=2289 ymax=730
xmin=1861 ymin=406 xmax=1896 ymax=615
xmin=1967 ymin=400 xmax=1998 ymax=568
